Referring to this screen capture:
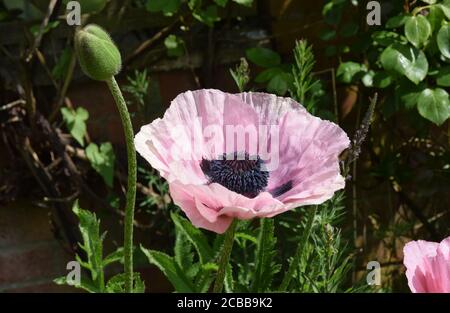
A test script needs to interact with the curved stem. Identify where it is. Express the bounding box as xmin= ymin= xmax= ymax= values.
xmin=106 ymin=77 xmax=137 ymax=293
xmin=213 ymin=219 xmax=237 ymax=293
